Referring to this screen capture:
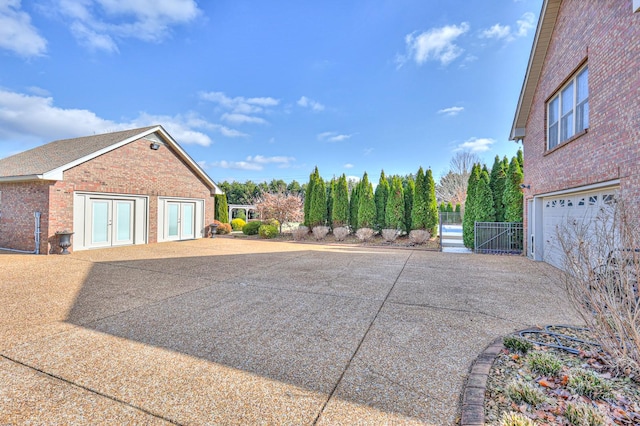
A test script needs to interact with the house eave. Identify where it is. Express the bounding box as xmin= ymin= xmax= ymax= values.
xmin=0 ymin=174 xmax=54 ymax=183
xmin=510 ymin=0 xmax=562 ymax=141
